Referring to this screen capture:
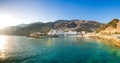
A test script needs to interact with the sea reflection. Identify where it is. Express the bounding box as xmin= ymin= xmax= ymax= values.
xmin=0 ymin=35 xmax=7 ymax=60
xmin=46 ymin=38 xmax=52 ymax=47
